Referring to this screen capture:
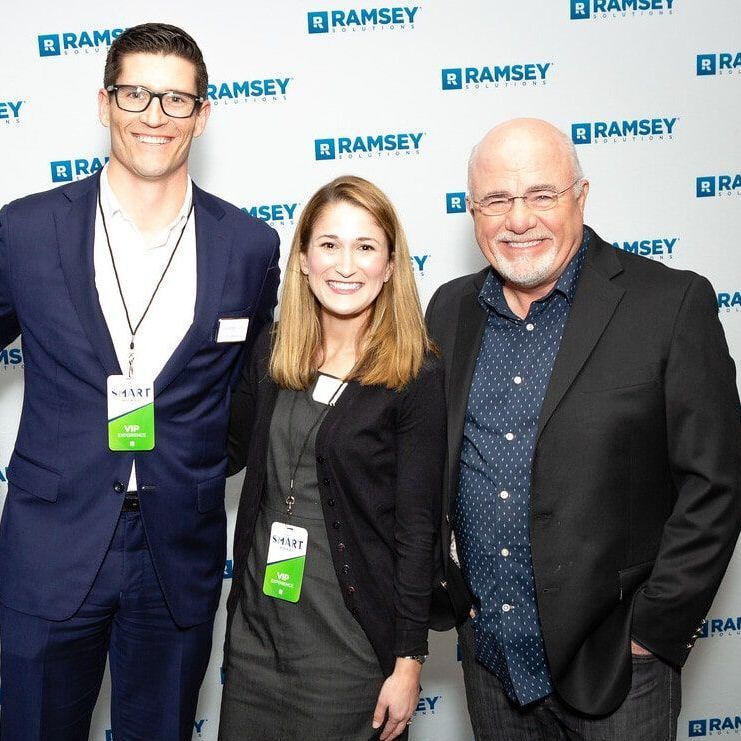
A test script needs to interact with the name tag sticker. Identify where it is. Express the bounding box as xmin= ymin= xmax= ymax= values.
xmin=263 ymin=521 xmax=308 ymax=603
xmin=216 ymin=317 xmax=249 ymax=343
xmin=107 ymin=376 xmax=155 ymax=451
